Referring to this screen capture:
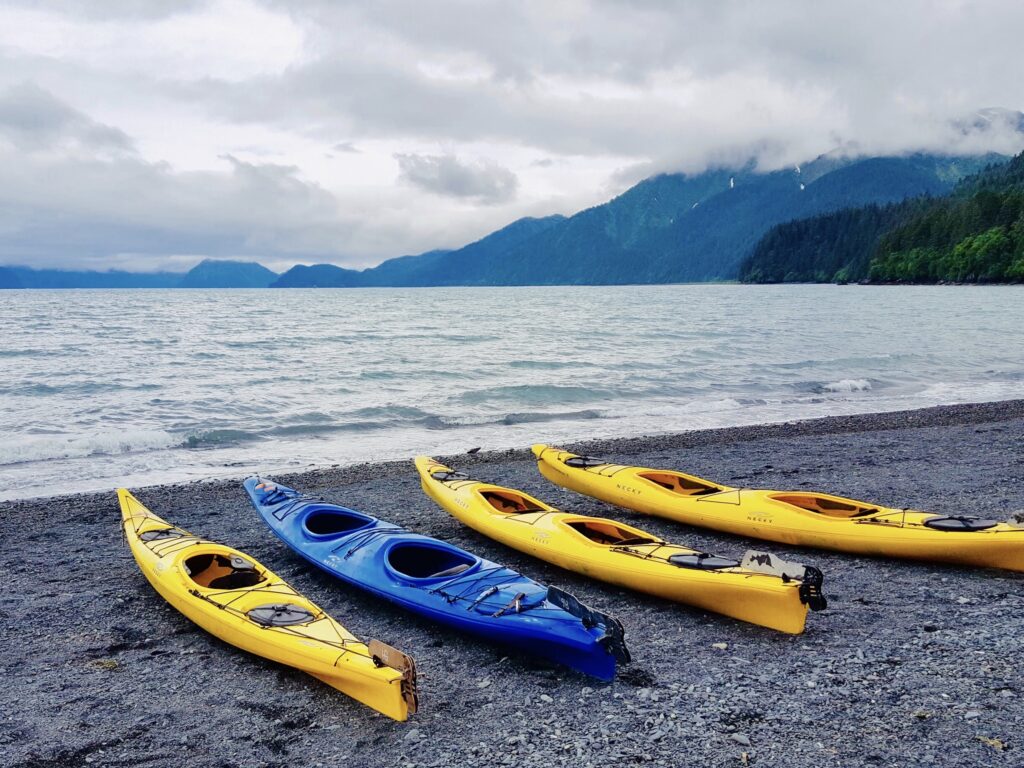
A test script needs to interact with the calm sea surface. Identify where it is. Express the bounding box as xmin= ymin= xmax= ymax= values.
xmin=1 ymin=285 xmax=1022 ymax=500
